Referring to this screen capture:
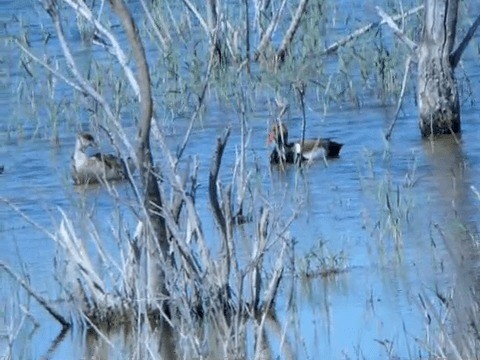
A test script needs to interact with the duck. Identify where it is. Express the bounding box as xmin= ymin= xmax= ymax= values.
xmin=267 ymin=123 xmax=343 ymax=165
xmin=72 ymin=132 xmax=134 ymax=185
